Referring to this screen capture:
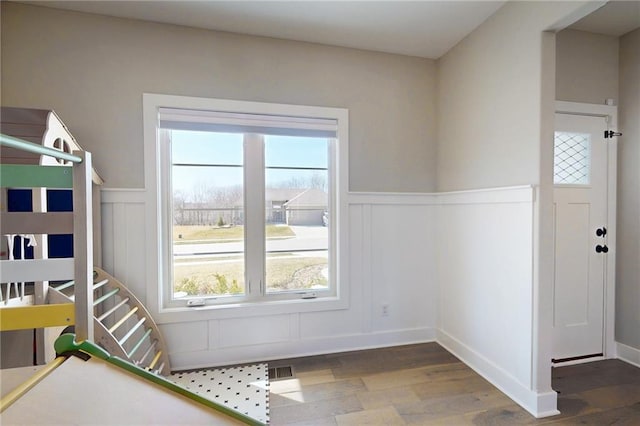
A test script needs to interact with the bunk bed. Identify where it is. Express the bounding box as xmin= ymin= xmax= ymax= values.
xmin=0 ymin=109 xmax=266 ymax=425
